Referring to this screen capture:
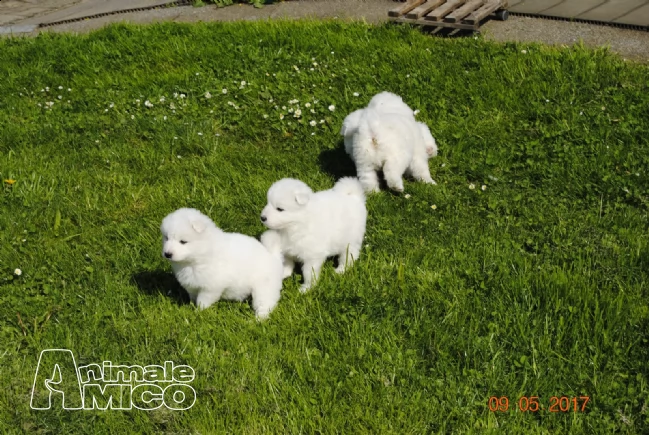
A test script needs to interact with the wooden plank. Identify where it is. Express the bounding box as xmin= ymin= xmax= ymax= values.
xmin=464 ymin=0 xmax=502 ymax=24
xmin=445 ymin=0 xmax=484 ymax=22
xmin=405 ymin=0 xmax=445 ymax=19
xmin=388 ymin=0 xmax=426 ymax=17
xmin=391 ymin=16 xmax=480 ymax=30
xmin=424 ymin=0 xmax=466 ymax=21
